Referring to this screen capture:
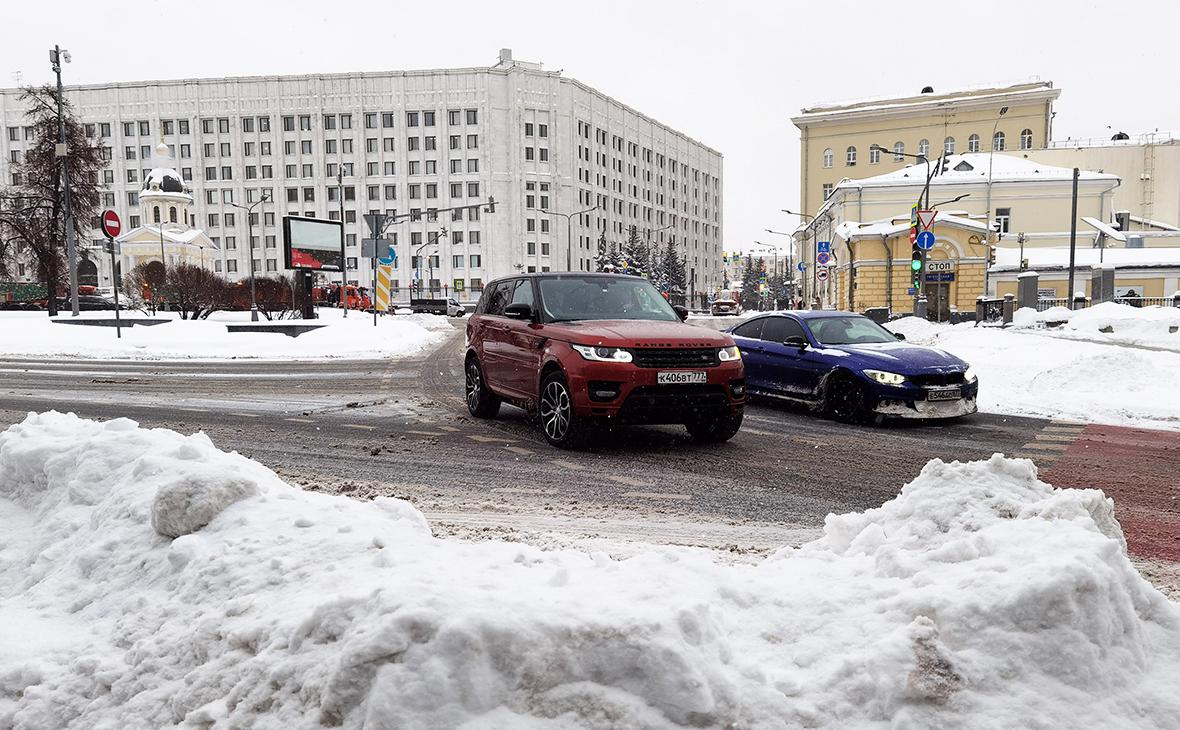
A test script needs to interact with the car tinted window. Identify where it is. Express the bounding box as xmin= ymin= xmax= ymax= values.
xmin=761 ymin=317 xmax=806 ymax=343
xmin=732 ymin=318 xmax=764 ymax=339
xmin=808 ymin=316 xmax=896 ymax=345
xmin=510 ymin=279 xmax=534 ymax=307
xmin=483 ymin=281 xmax=513 ymax=316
